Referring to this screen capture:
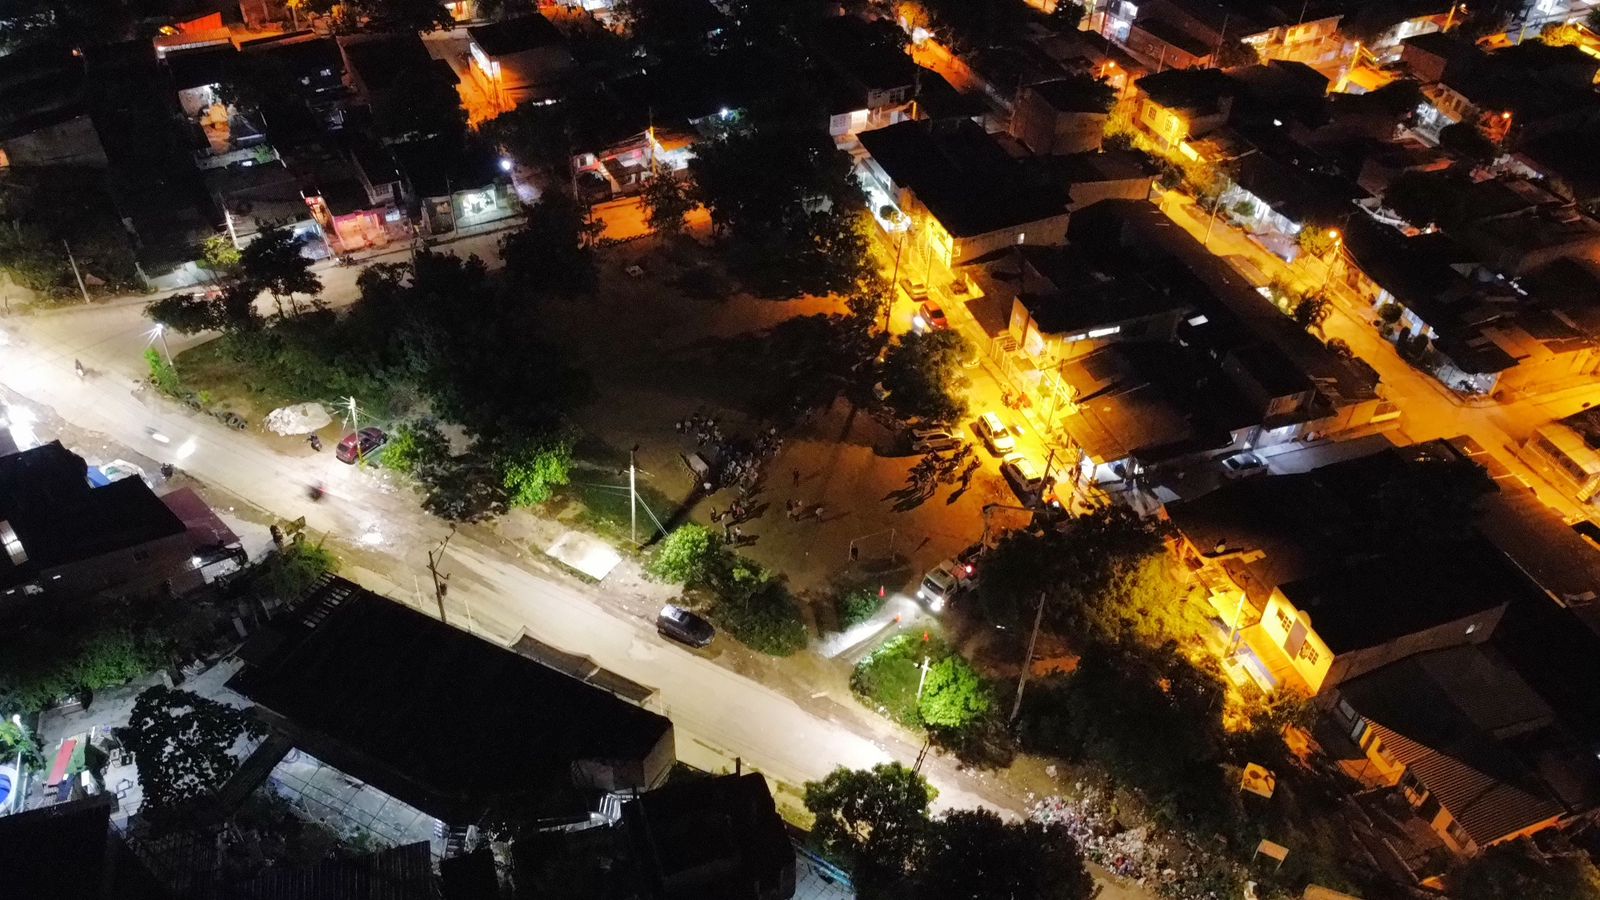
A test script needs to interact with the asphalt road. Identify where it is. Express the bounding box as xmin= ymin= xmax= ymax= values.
xmin=0 ymin=271 xmax=1040 ymax=811
xmin=1158 ymin=192 xmax=1600 ymax=521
